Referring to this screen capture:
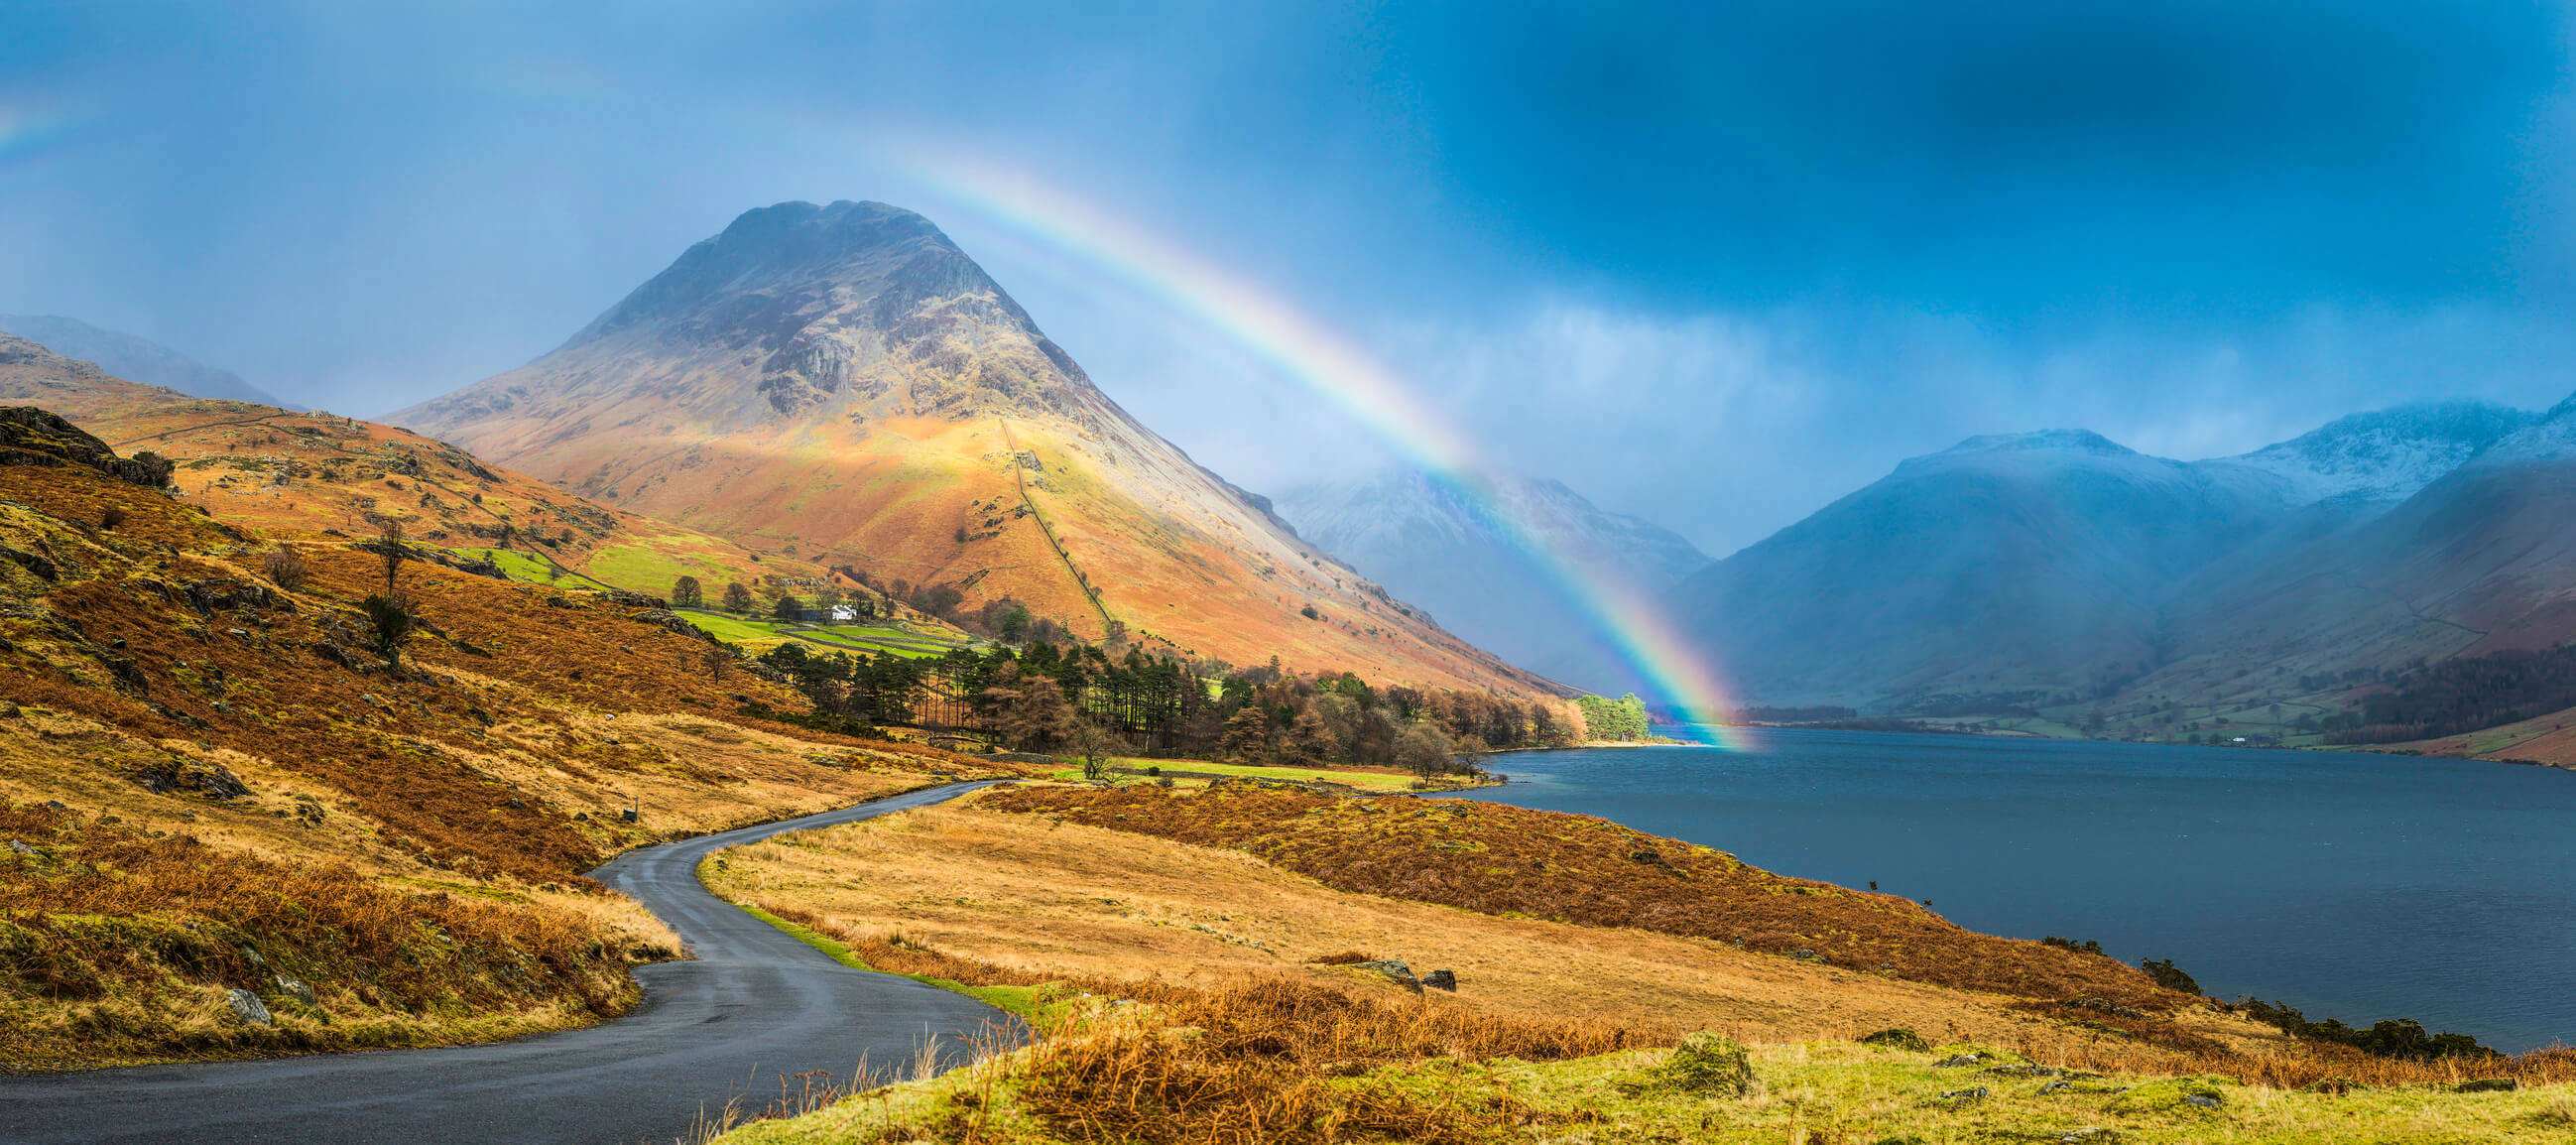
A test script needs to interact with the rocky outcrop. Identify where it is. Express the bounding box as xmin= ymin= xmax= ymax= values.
xmin=0 ymin=405 xmax=174 ymax=487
